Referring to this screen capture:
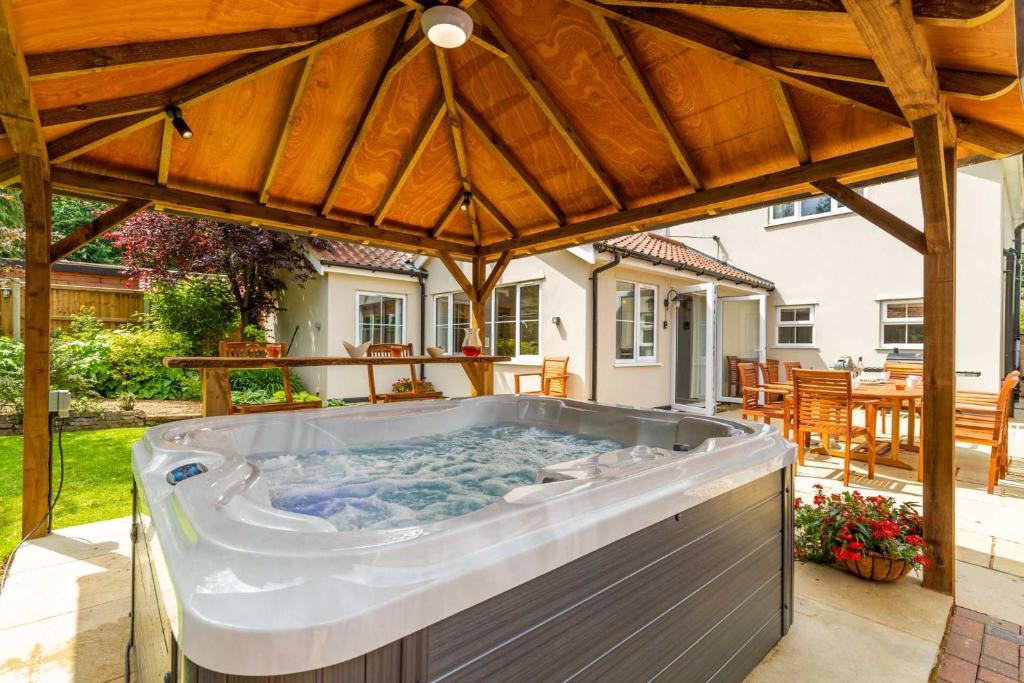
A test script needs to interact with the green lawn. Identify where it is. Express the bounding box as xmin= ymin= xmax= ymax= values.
xmin=1 ymin=427 xmax=146 ymax=564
